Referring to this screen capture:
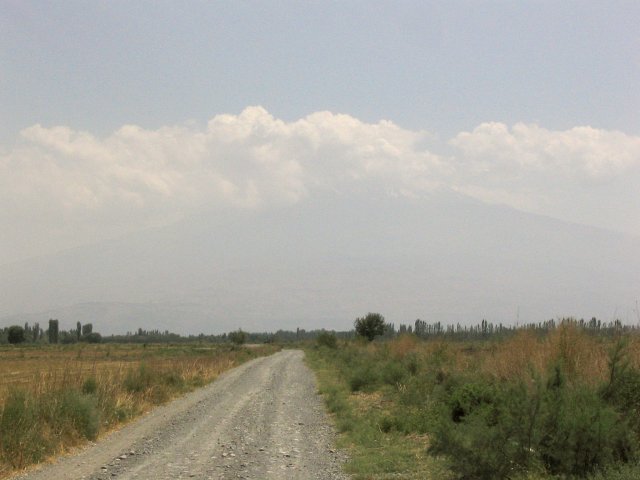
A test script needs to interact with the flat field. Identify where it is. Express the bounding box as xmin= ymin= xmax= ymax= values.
xmin=0 ymin=343 xmax=259 ymax=397
xmin=0 ymin=342 xmax=279 ymax=477
xmin=307 ymin=326 xmax=640 ymax=479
